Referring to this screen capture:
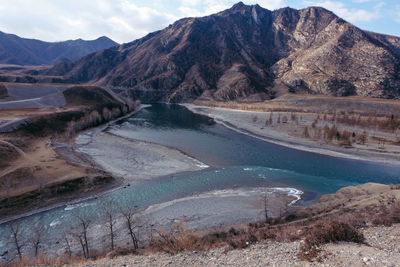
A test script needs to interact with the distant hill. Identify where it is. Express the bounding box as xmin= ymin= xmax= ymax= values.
xmin=46 ymin=2 xmax=400 ymax=101
xmin=0 ymin=31 xmax=118 ymax=65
